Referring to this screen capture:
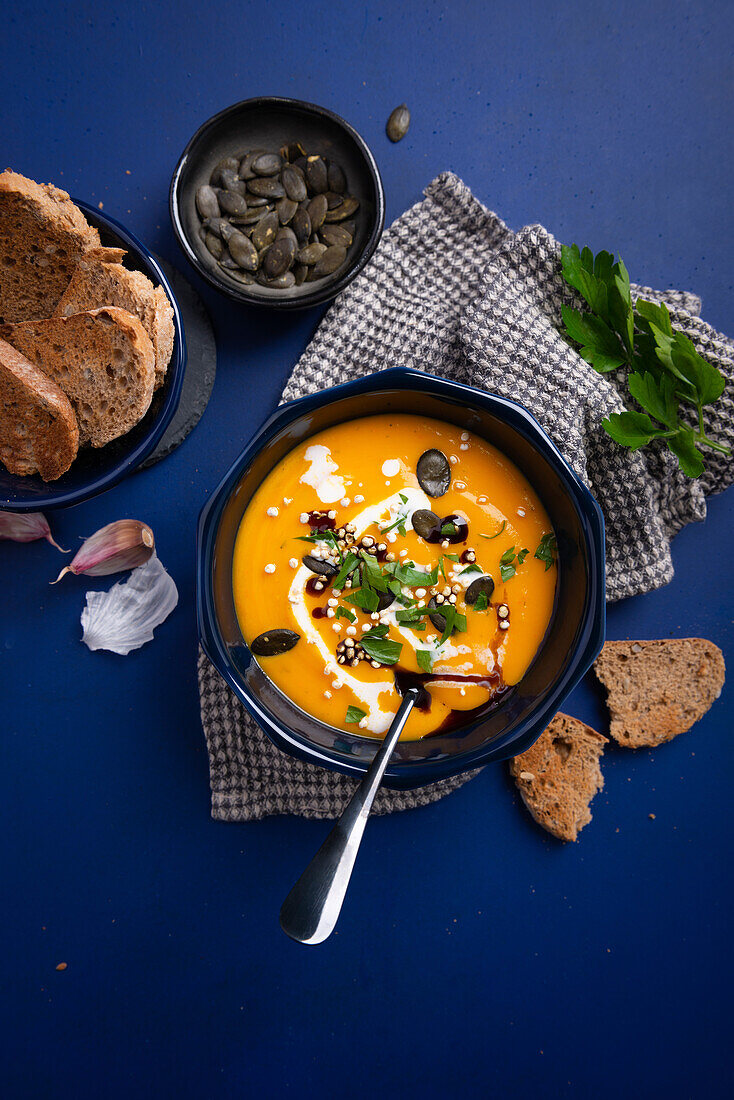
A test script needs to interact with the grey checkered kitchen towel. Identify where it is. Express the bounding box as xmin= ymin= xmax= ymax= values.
xmin=200 ymin=171 xmax=734 ymax=821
